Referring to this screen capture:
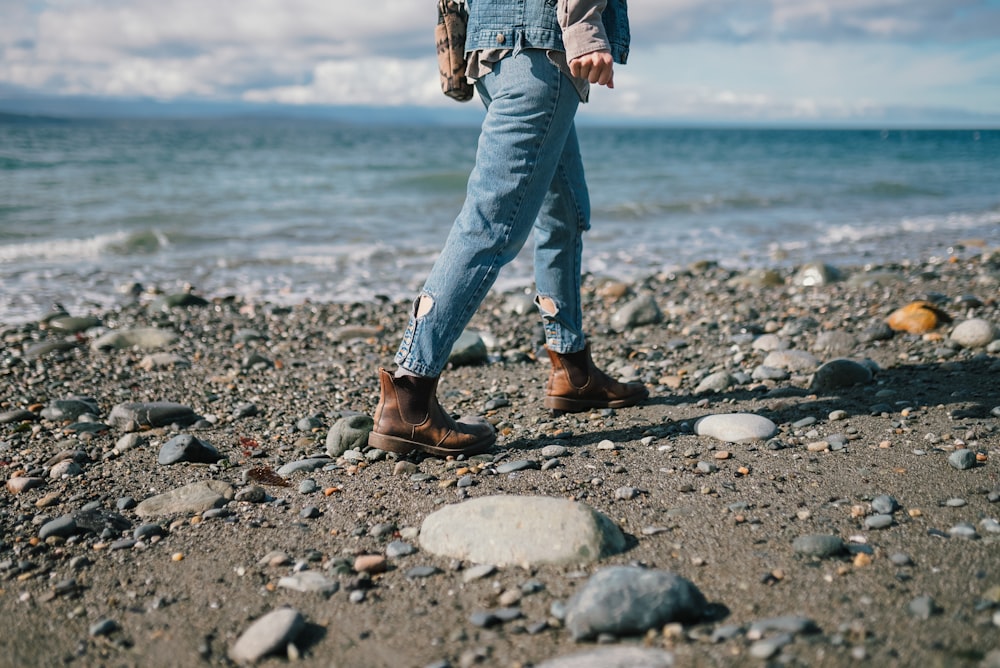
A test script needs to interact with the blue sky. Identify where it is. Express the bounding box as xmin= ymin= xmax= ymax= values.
xmin=1 ymin=0 xmax=999 ymax=125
